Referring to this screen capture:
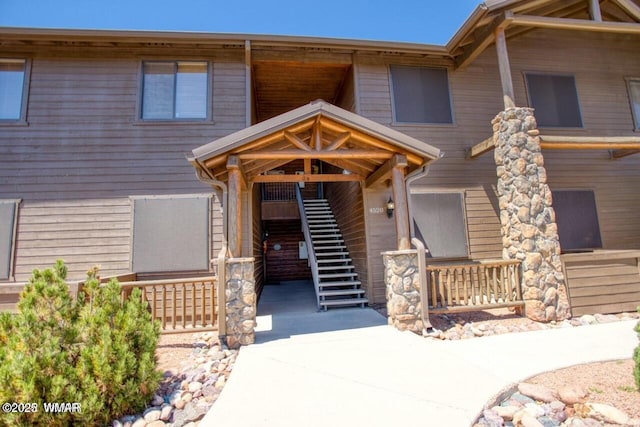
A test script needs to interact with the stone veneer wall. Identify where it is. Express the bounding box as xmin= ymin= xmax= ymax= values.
xmin=492 ymin=107 xmax=570 ymax=321
xmin=383 ymin=250 xmax=424 ymax=333
xmin=224 ymin=257 xmax=256 ymax=349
